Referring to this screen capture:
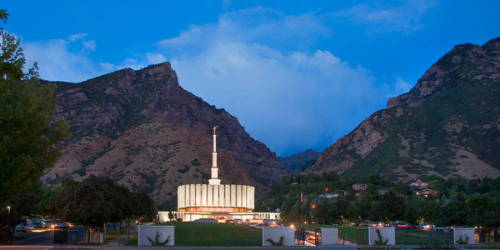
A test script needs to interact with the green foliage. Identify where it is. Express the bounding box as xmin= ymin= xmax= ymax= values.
xmin=0 ymin=9 xmax=69 ymax=207
xmin=0 ymin=10 xmax=8 ymax=22
xmin=0 ymin=9 xmax=68 ymax=242
xmin=54 ymin=177 xmax=156 ymax=227
xmin=129 ymin=192 xmax=157 ymax=222
xmin=263 ymin=172 xmax=500 ymax=228
xmin=146 ymin=231 xmax=170 ymax=246
xmin=266 ymin=236 xmax=284 ymax=246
